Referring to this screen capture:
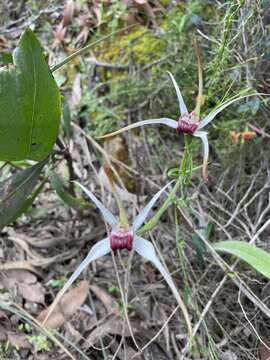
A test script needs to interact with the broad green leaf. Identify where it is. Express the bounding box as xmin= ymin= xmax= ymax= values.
xmin=0 ymin=28 xmax=61 ymax=161
xmin=0 ymin=160 xmax=46 ymax=230
xmin=212 ymin=240 xmax=270 ymax=279
xmin=49 ymin=171 xmax=90 ymax=211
